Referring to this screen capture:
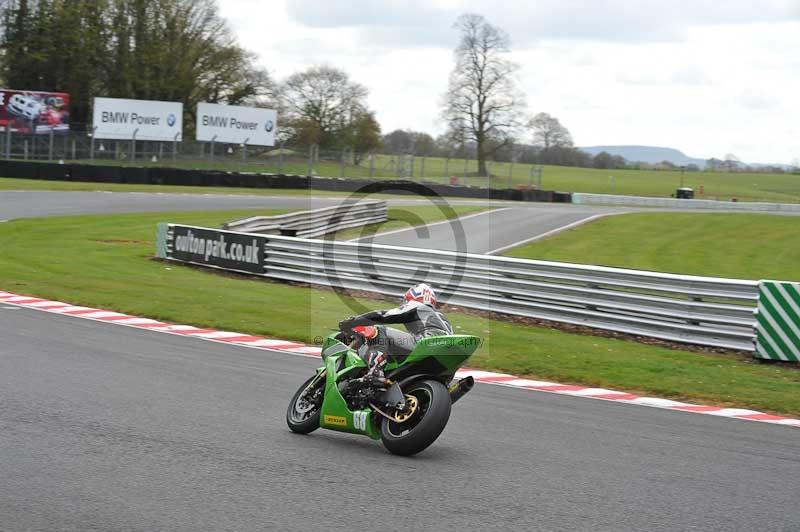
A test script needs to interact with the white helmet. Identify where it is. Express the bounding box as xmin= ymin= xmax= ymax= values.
xmin=403 ymin=283 xmax=437 ymax=308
